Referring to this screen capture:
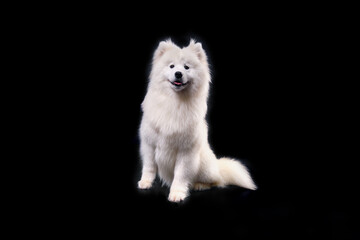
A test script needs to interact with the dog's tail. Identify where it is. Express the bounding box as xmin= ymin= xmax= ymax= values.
xmin=217 ymin=158 xmax=257 ymax=190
